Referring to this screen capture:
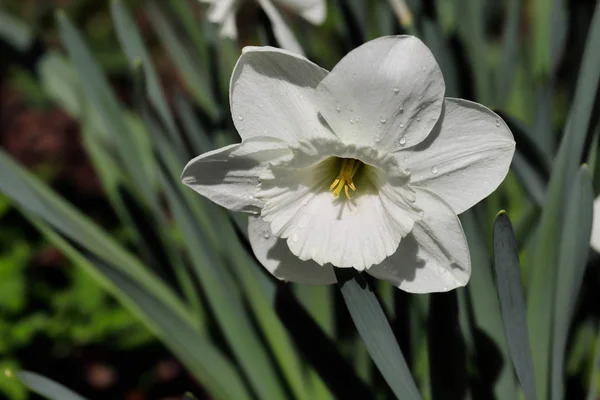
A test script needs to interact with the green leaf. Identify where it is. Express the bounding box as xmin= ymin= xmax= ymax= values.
xmin=0 ymin=11 xmax=33 ymax=51
xmin=551 ymin=166 xmax=594 ymax=400
xmin=14 ymin=371 xmax=87 ymax=400
xmin=493 ymin=211 xmax=537 ymax=400
xmin=174 ymin=91 xmax=214 ymax=155
xmin=0 ymin=148 xmax=193 ymax=330
xmin=56 ymin=11 xmax=155 ymax=205
xmin=497 ymin=0 xmax=522 ymax=106
xmin=30 ymin=221 xmax=251 ymax=400
xmin=110 ymin=0 xmax=186 ymax=156
xmin=145 ymin=1 xmax=220 ymax=119
xmin=527 ymin=4 xmax=600 ymax=398
xmin=588 ymin=325 xmax=600 ymax=400
xmin=336 ymin=269 xmax=421 ymax=399
xmin=461 ymin=211 xmax=518 ymax=399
